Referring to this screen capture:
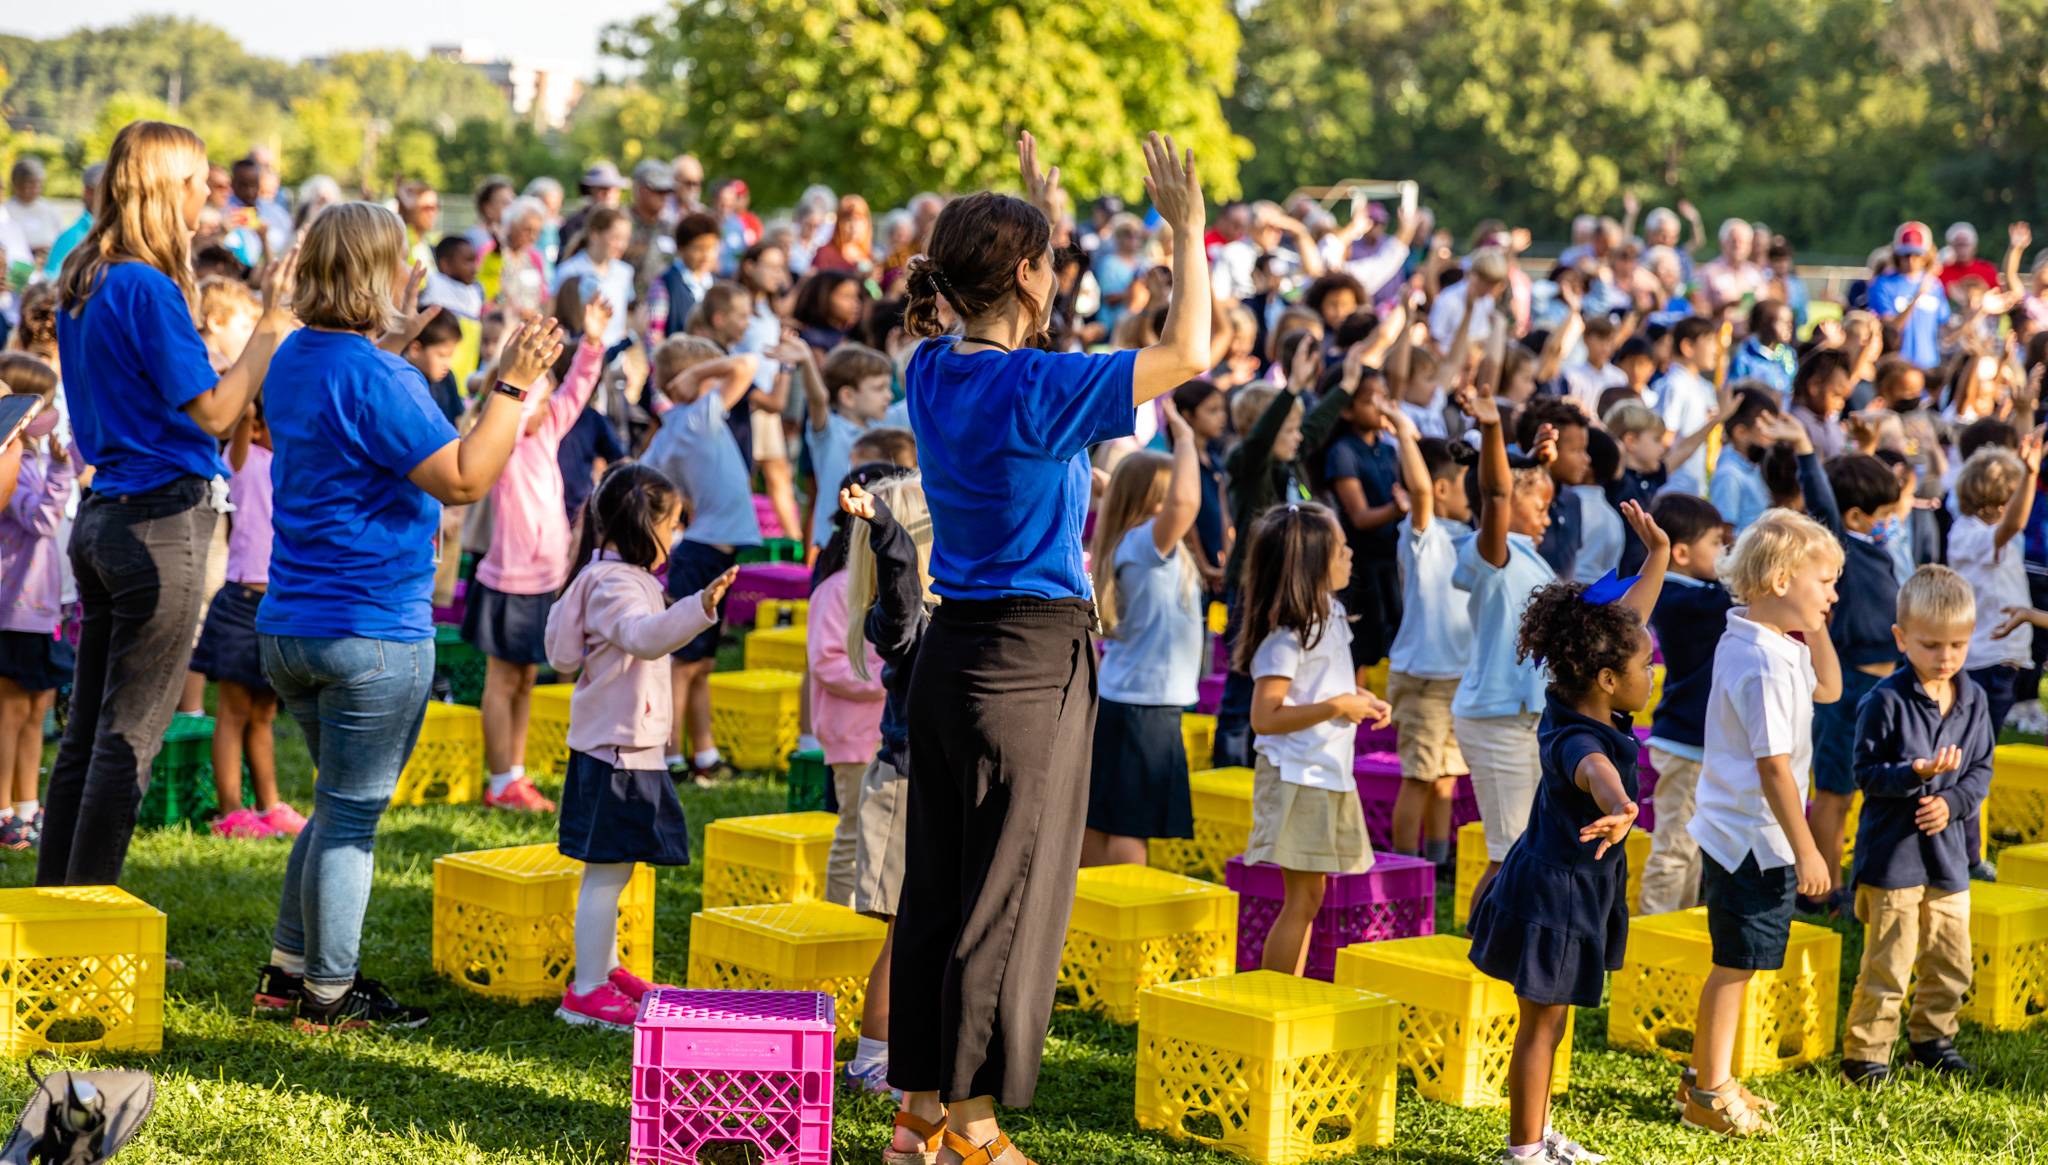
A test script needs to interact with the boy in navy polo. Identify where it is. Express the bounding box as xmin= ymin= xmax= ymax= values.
xmin=1840 ymin=565 xmax=1993 ymax=1086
